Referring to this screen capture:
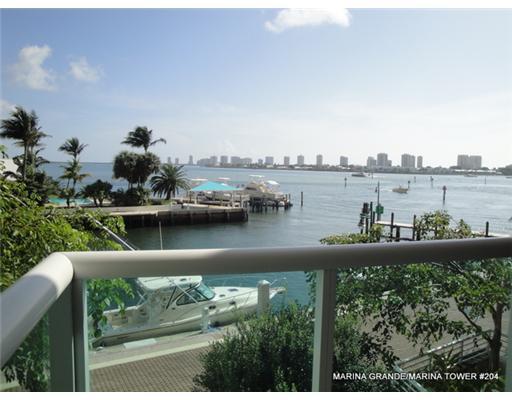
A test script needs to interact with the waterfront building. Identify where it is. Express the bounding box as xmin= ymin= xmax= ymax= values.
xmin=265 ymin=156 xmax=274 ymax=166
xmin=457 ymin=154 xmax=482 ymax=170
xmin=284 ymin=156 xmax=290 ymax=166
xmin=167 ymin=157 xmax=172 ymax=164
xmin=417 ymin=156 xmax=423 ymax=169
xmin=339 ymin=156 xmax=348 ymax=167
xmin=241 ymin=157 xmax=252 ymax=165
xmin=257 ymin=158 xmax=263 ymax=166
xmin=231 ymin=156 xmax=242 ymax=165
xmin=297 ymin=155 xmax=305 ymax=166
xmin=220 ymin=155 xmax=229 ymax=165
xmin=401 ymin=154 xmax=416 ymax=169
xmin=470 ymin=155 xmax=482 ymax=169
xmin=209 ymin=155 xmax=218 ymax=166
xmin=316 ymin=154 xmax=323 ymax=167
xmin=188 ymin=155 xmax=194 ymax=165
xmin=377 ymin=153 xmax=388 ymax=167
xmin=386 ymin=160 xmax=392 ymax=167
xmin=175 ymin=157 xmax=179 ymax=165
xmin=367 ymin=156 xmax=377 ymax=168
